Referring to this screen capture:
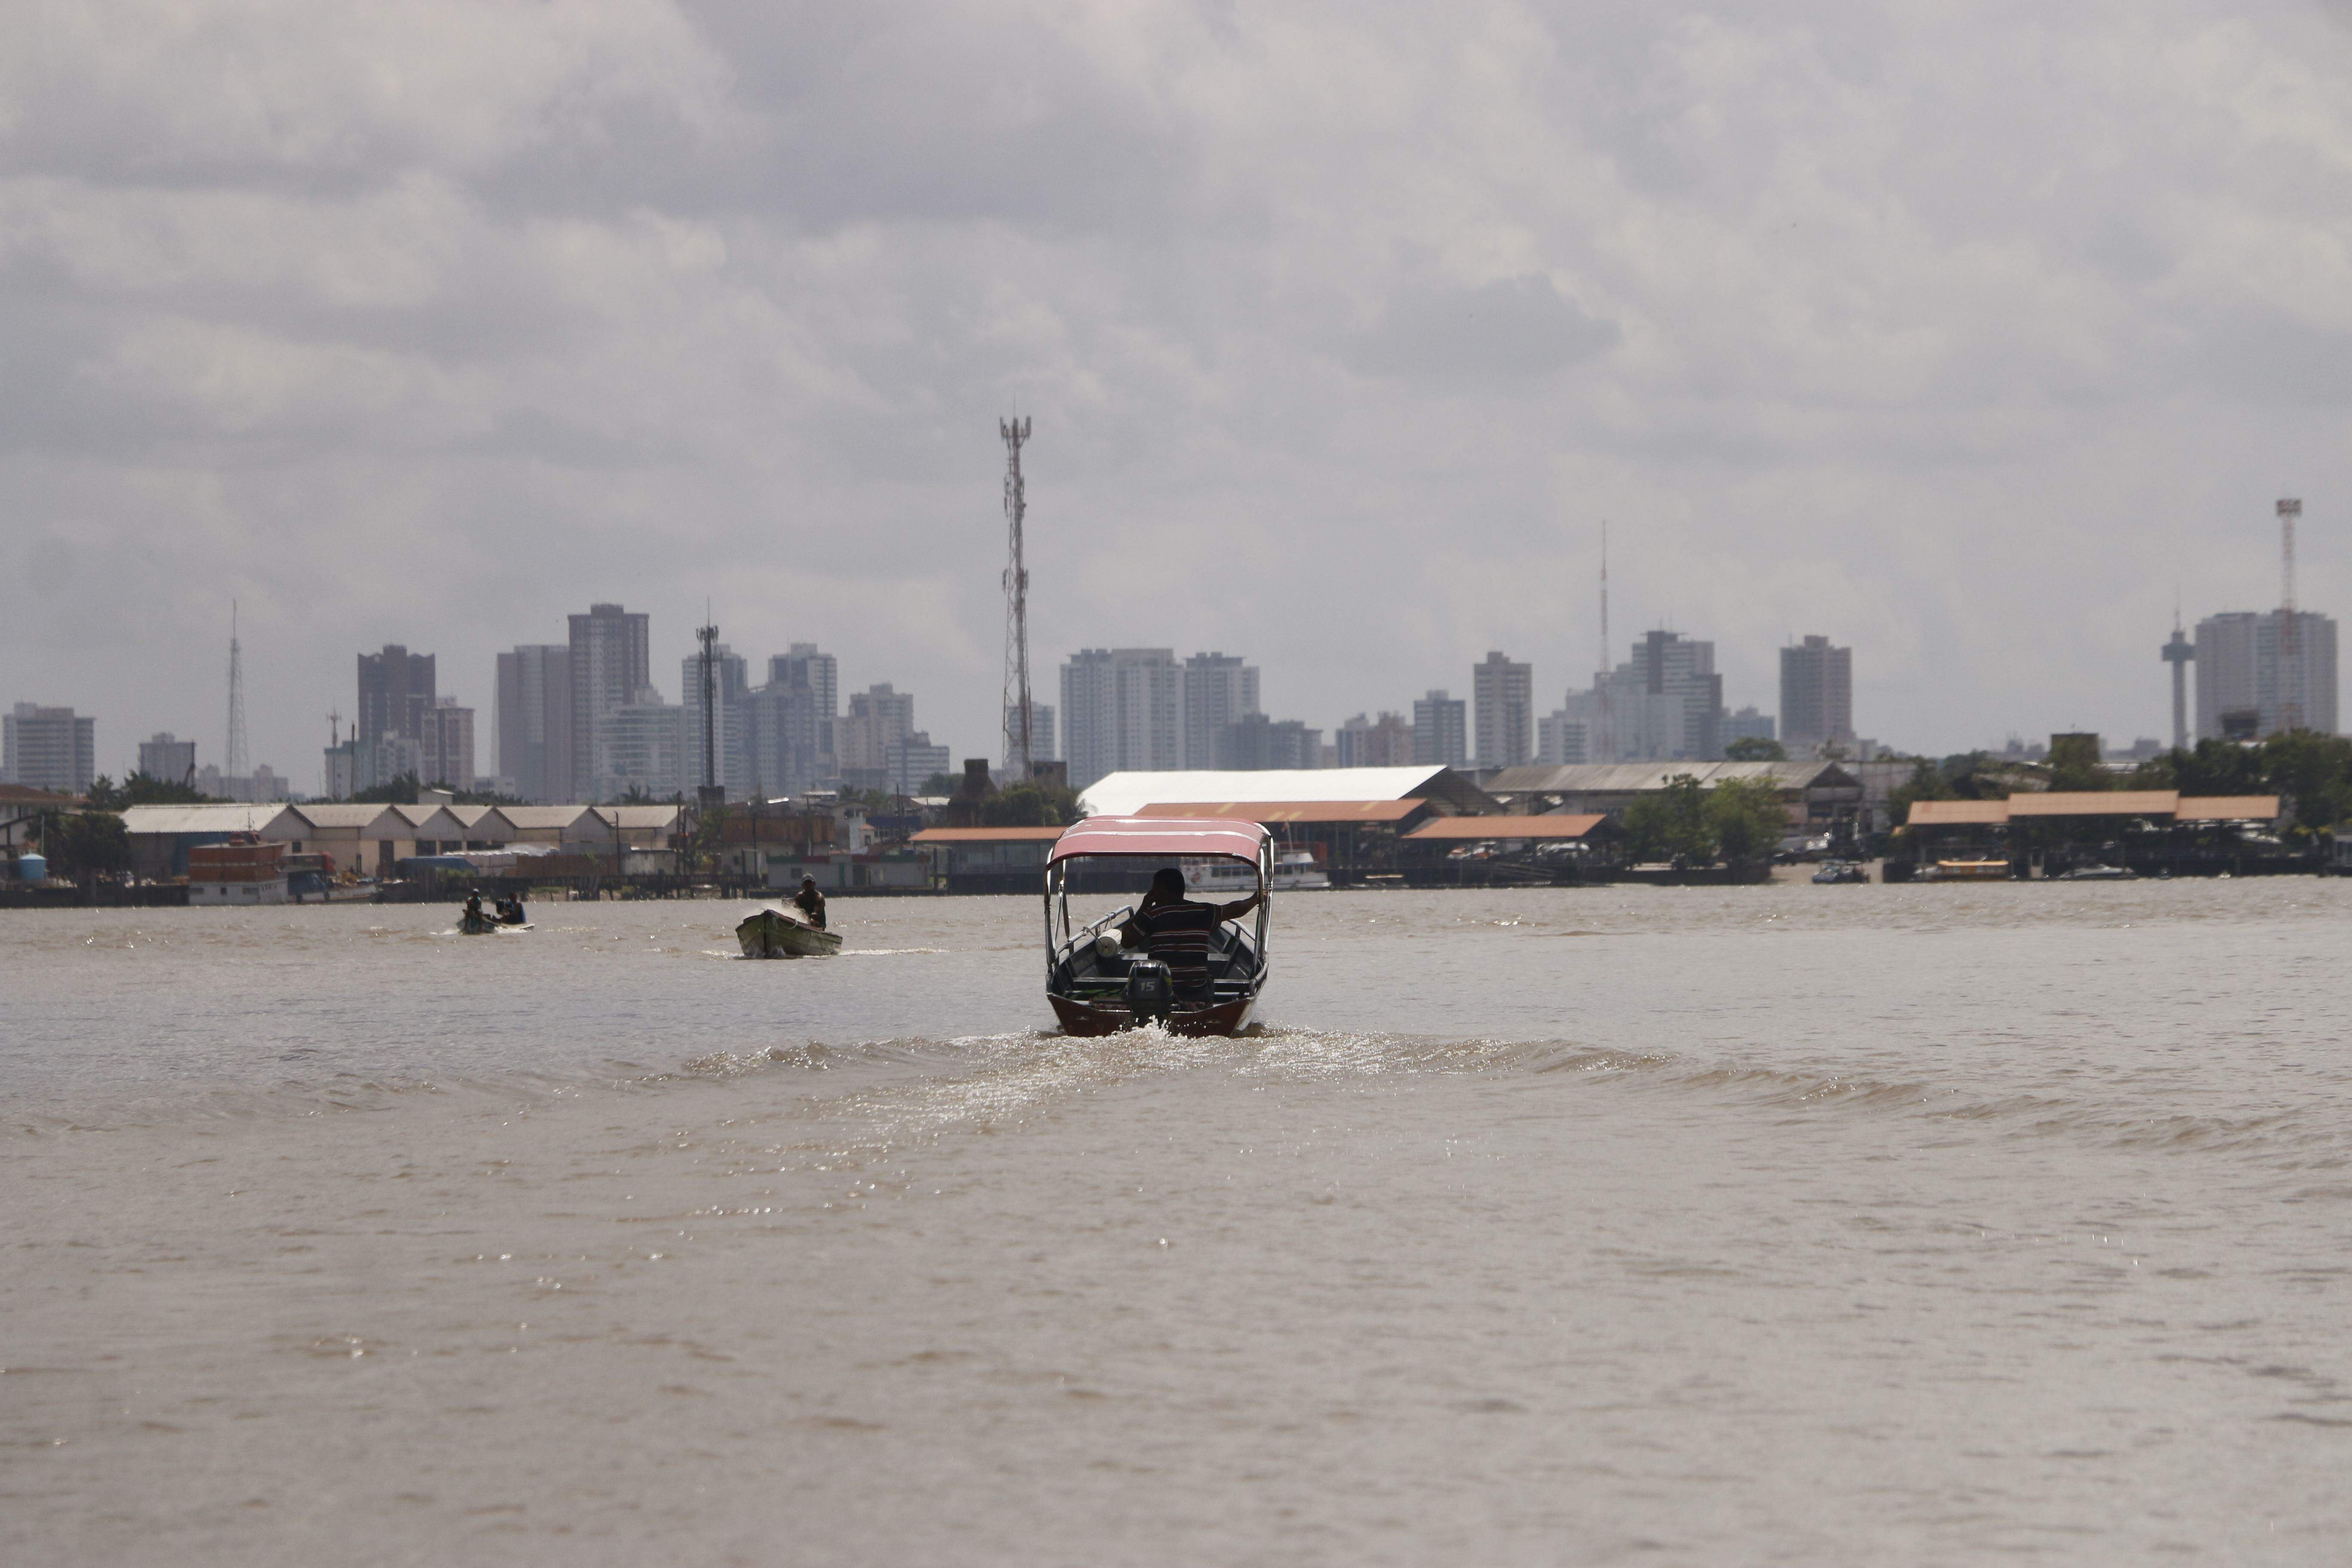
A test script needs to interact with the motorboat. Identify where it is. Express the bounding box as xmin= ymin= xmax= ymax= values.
xmin=1811 ymin=859 xmax=1868 ymax=884
xmin=2058 ymin=863 xmax=2139 ymax=881
xmin=1188 ymin=848 xmax=1329 ymax=894
xmin=1046 ymin=817 xmax=1271 ymax=1037
xmin=1921 ymin=858 xmax=2013 ymax=882
xmin=458 ymin=908 xmax=501 ymax=934
xmin=737 ymin=906 xmax=843 ymax=958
